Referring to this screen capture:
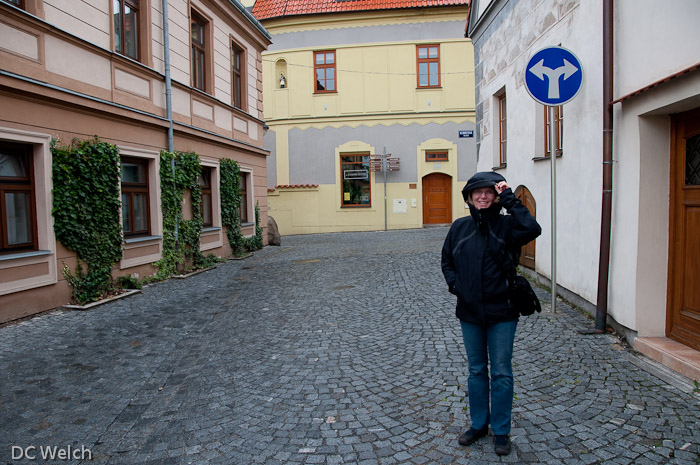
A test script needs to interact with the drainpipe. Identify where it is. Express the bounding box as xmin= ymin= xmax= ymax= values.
xmin=596 ymin=0 xmax=614 ymax=332
xmin=162 ymin=0 xmax=179 ymax=248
